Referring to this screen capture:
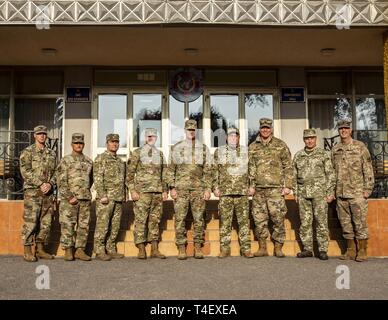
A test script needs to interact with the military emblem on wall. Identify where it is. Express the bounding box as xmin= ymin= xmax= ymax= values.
xmin=169 ymin=68 xmax=203 ymax=103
